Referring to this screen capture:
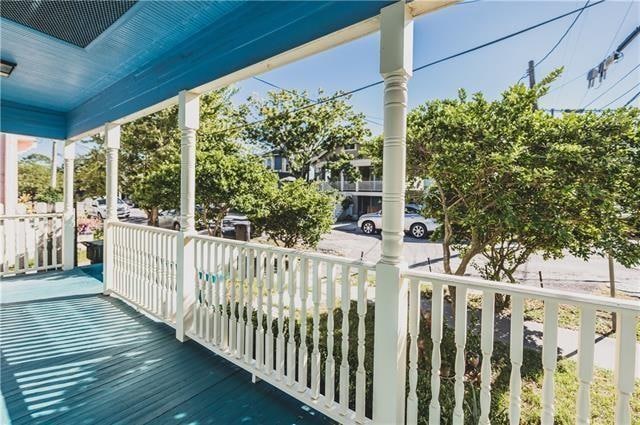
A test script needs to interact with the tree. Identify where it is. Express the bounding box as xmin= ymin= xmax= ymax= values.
xmin=243 ymin=89 xmax=370 ymax=181
xmin=363 ymin=70 xmax=640 ymax=306
xmin=18 ymin=153 xmax=62 ymax=202
xmin=252 ymin=179 xmax=336 ymax=248
xmin=75 ymin=88 xmax=245 ymax=224
xmin=140 ymin=146 xmax=279 ymax=236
